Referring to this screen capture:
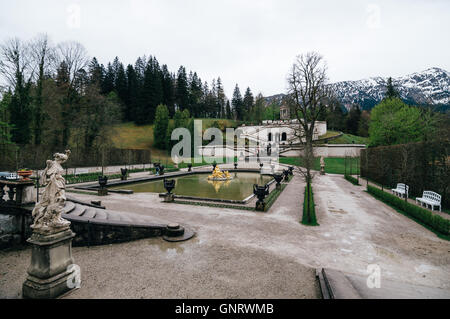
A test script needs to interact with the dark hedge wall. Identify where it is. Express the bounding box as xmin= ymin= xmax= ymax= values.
xmin=0 ymin=144 xmax=152 ymax=171
xmin=360 ymin=141 xmax=449 ymax=208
